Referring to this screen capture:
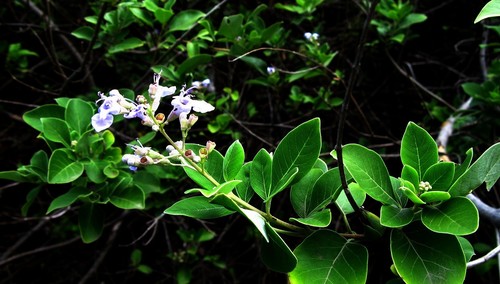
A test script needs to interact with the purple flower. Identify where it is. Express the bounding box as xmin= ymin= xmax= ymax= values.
xmin=91 ymin=91 xmax=126 ymax=132
xmin=166 ymin=86 xmax=214 ymax=122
